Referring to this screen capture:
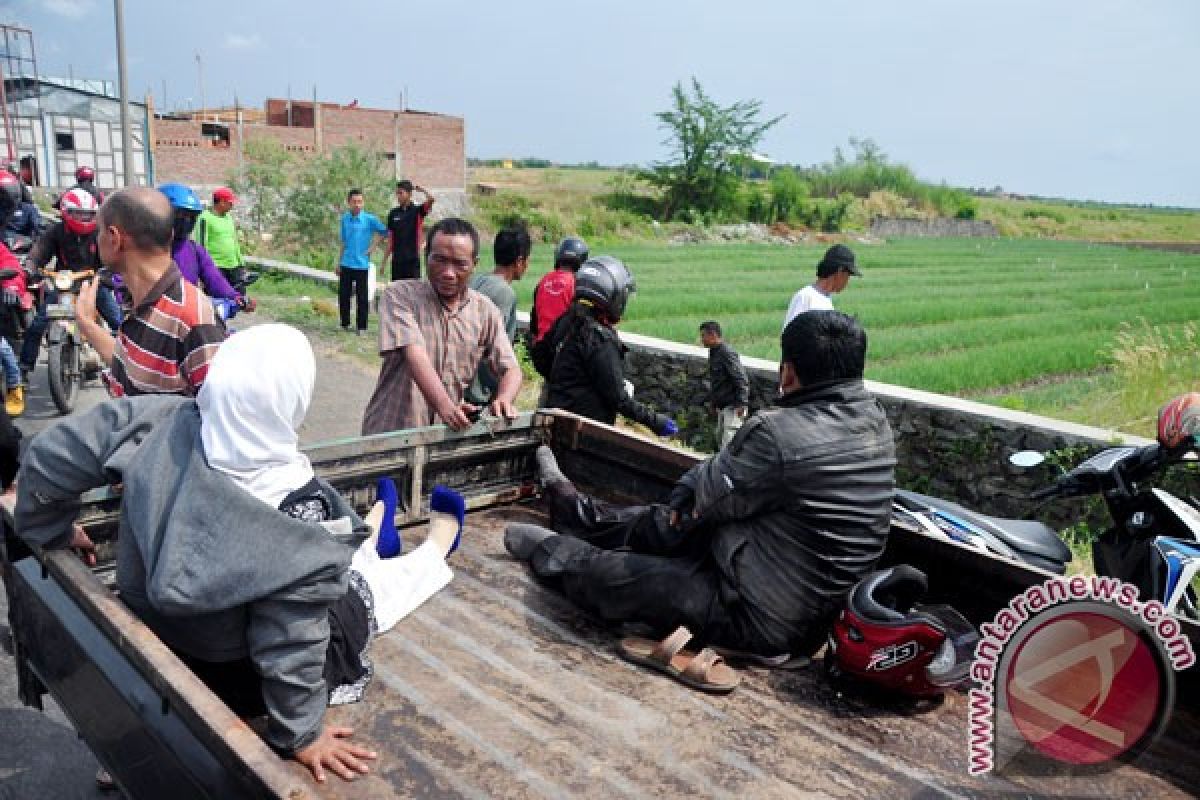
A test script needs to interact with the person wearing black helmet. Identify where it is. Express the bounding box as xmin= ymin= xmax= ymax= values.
xmin=530 ymin=236 xmax=588 ymax=350
xmin=542 ymin=255 xmax=678 ymax=436
xmin=507 ymin=310 xmax=896 ymax=675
